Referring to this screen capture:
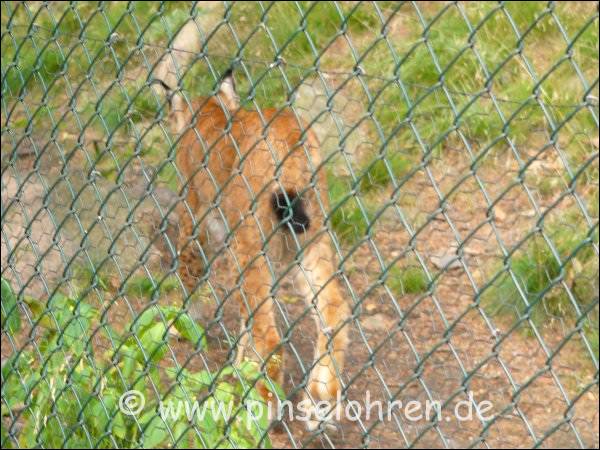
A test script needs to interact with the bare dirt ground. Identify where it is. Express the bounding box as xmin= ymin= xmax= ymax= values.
xmin=268 ymin=149 xmax=599 ymax=448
